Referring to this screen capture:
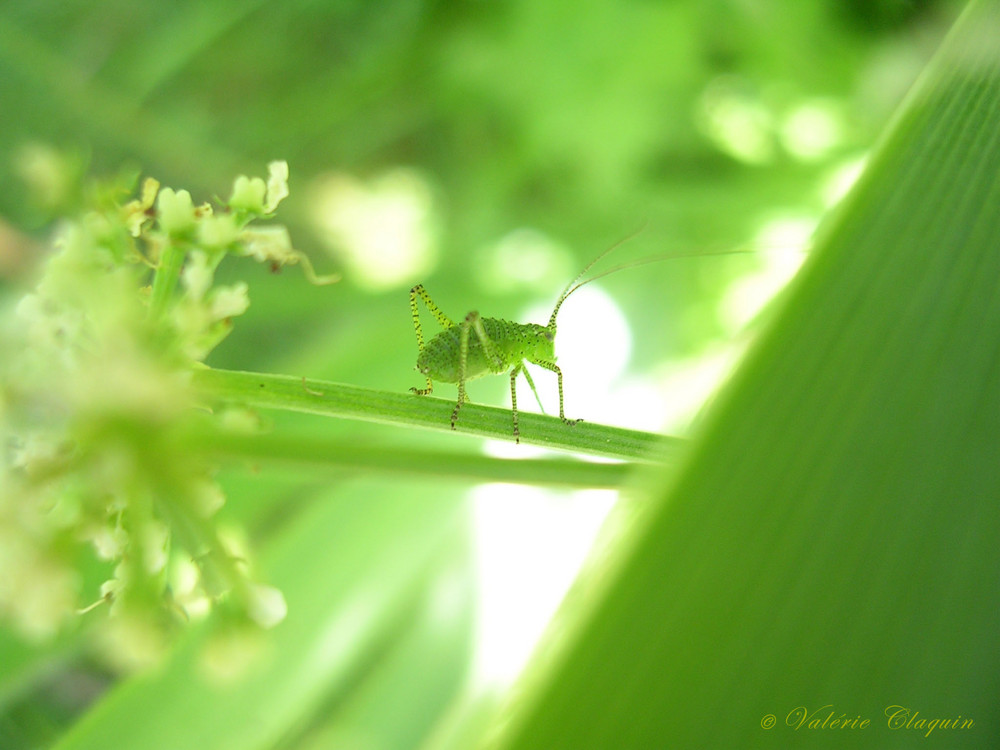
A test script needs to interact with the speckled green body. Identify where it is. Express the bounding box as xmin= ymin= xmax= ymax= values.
xmin=408 ymin=282 xmax=575 ymax=442
xmin=417 ymin=319 xmax=555 ymax=384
